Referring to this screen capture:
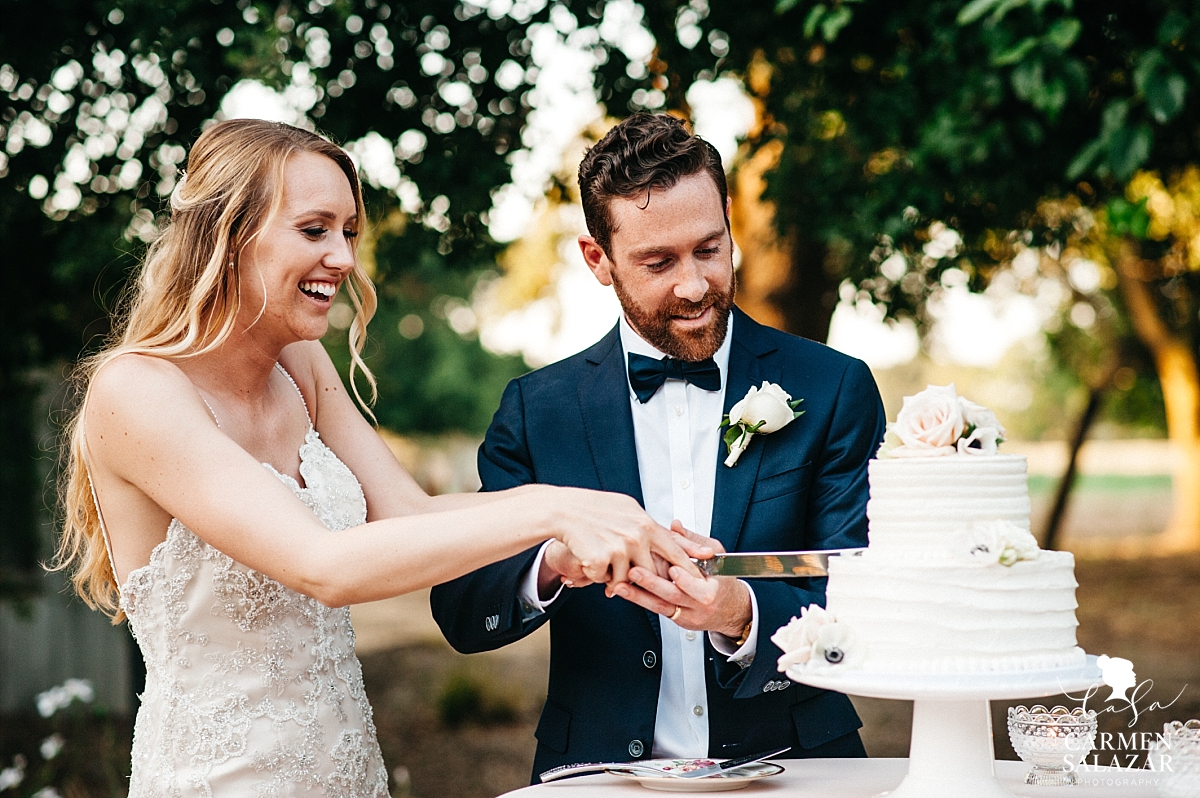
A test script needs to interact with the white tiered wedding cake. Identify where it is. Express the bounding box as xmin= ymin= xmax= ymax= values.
xmin=773 ymin=385 xmax=1086 ymax=675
